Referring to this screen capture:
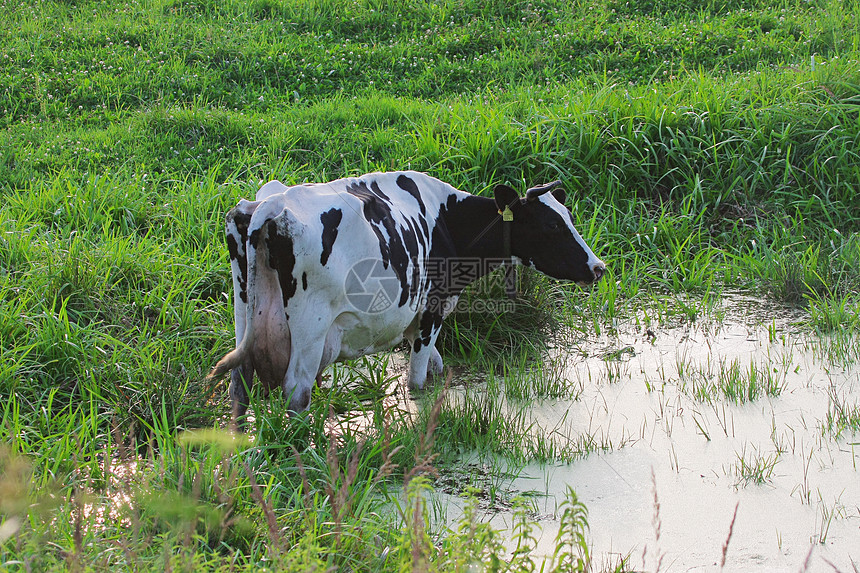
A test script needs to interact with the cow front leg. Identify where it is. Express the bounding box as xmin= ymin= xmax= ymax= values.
xmin=407 ymin=338 xmax=443 ymax=390
xmin=229 ymin=362 xmax=253 ymax=432
xmin=407 ymin=310 xmax=444 ymax=390
xmin=428 ymin=346 xmax=443 ymax=377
